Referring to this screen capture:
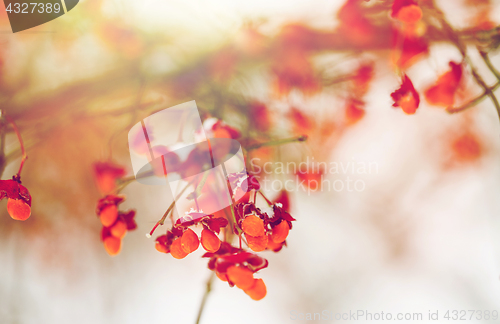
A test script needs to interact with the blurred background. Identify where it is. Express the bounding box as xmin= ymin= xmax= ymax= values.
xmin=1 ymin=0 xmax=500 ymax=323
